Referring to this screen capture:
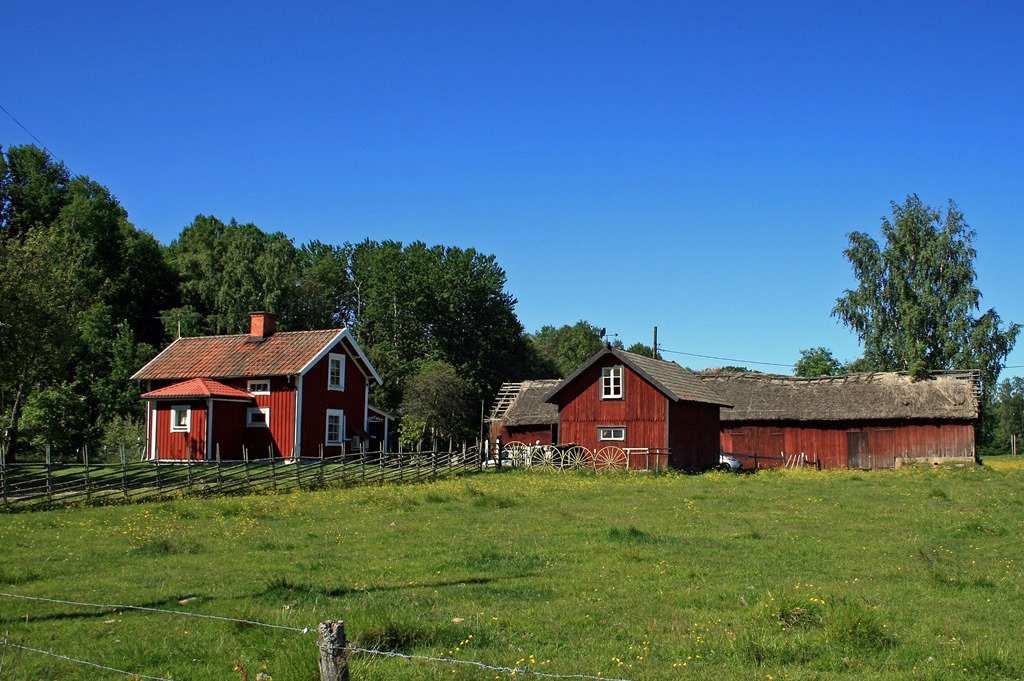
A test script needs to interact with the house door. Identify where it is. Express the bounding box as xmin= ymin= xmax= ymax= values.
xmin=847 ymin=431 xmax=869 ymax=469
